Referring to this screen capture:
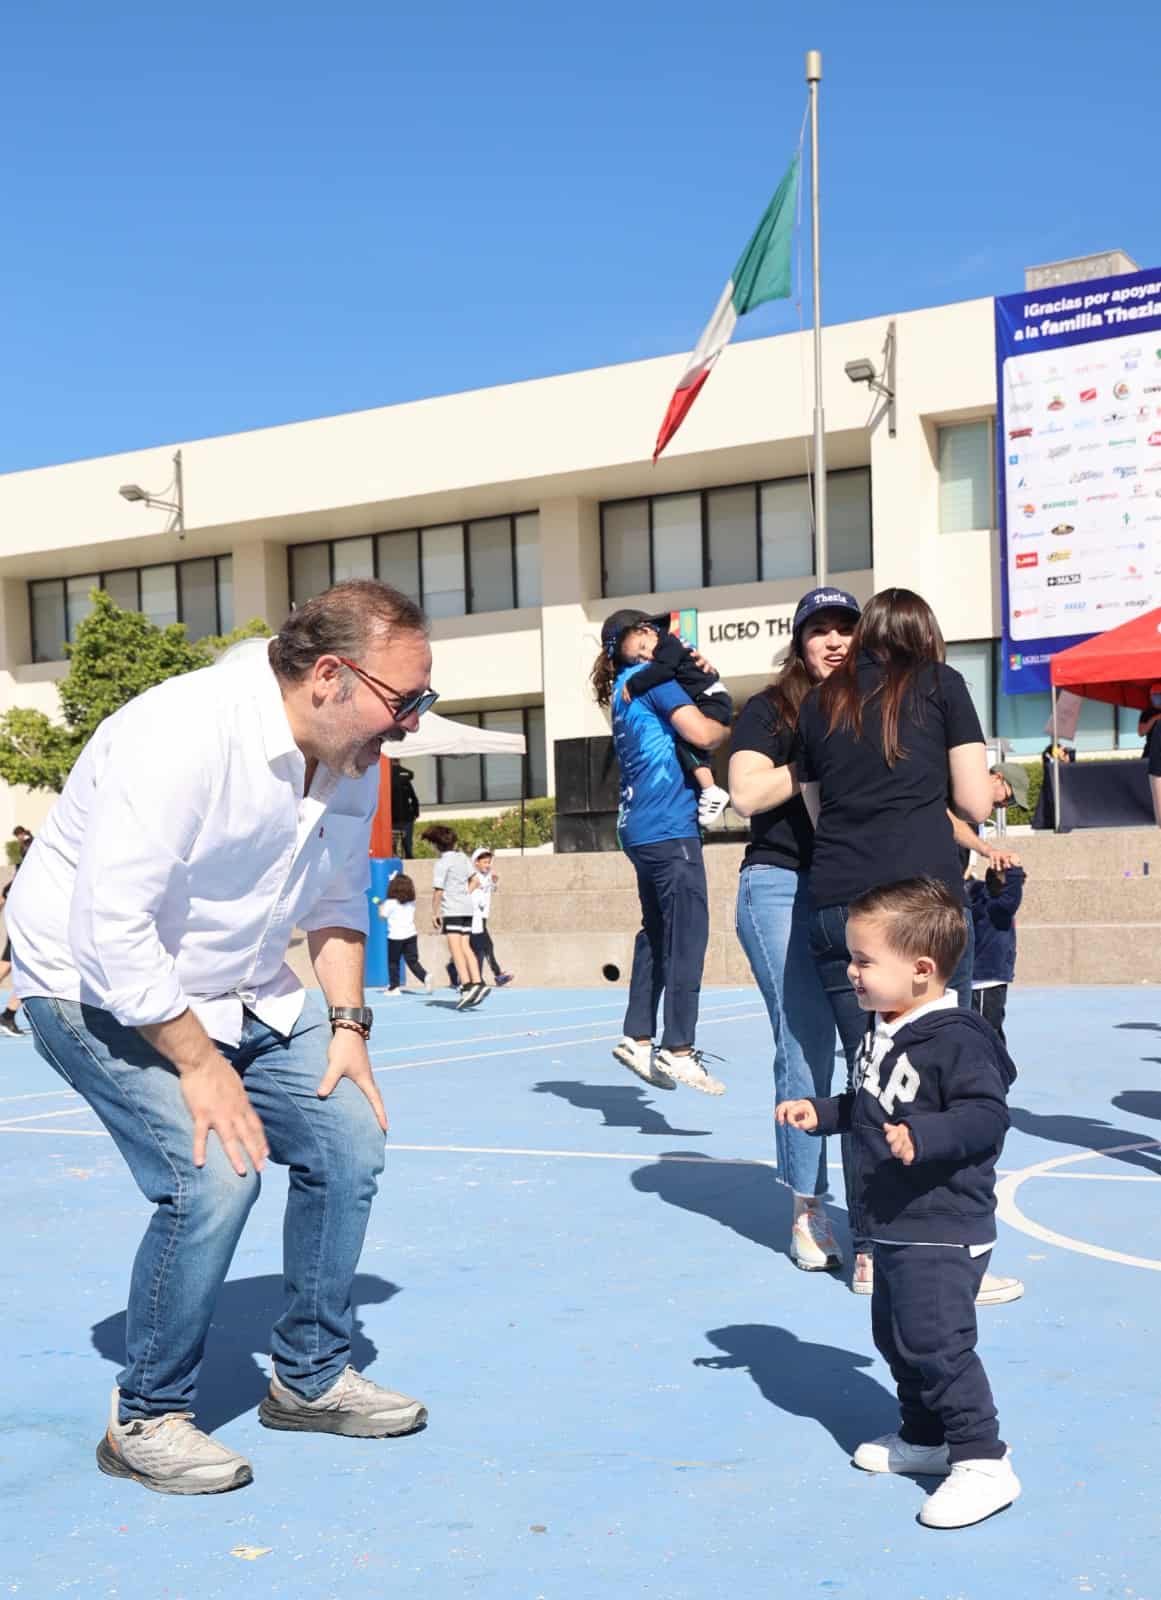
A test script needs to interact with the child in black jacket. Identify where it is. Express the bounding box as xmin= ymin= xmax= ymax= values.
xmin=777 ymin=876 xmax=1021 ymax=1530
xmin=618 ymin=614 xmax=733 ymax=825
xmin=967 ymin=860 xmax=1025 ymax=1044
